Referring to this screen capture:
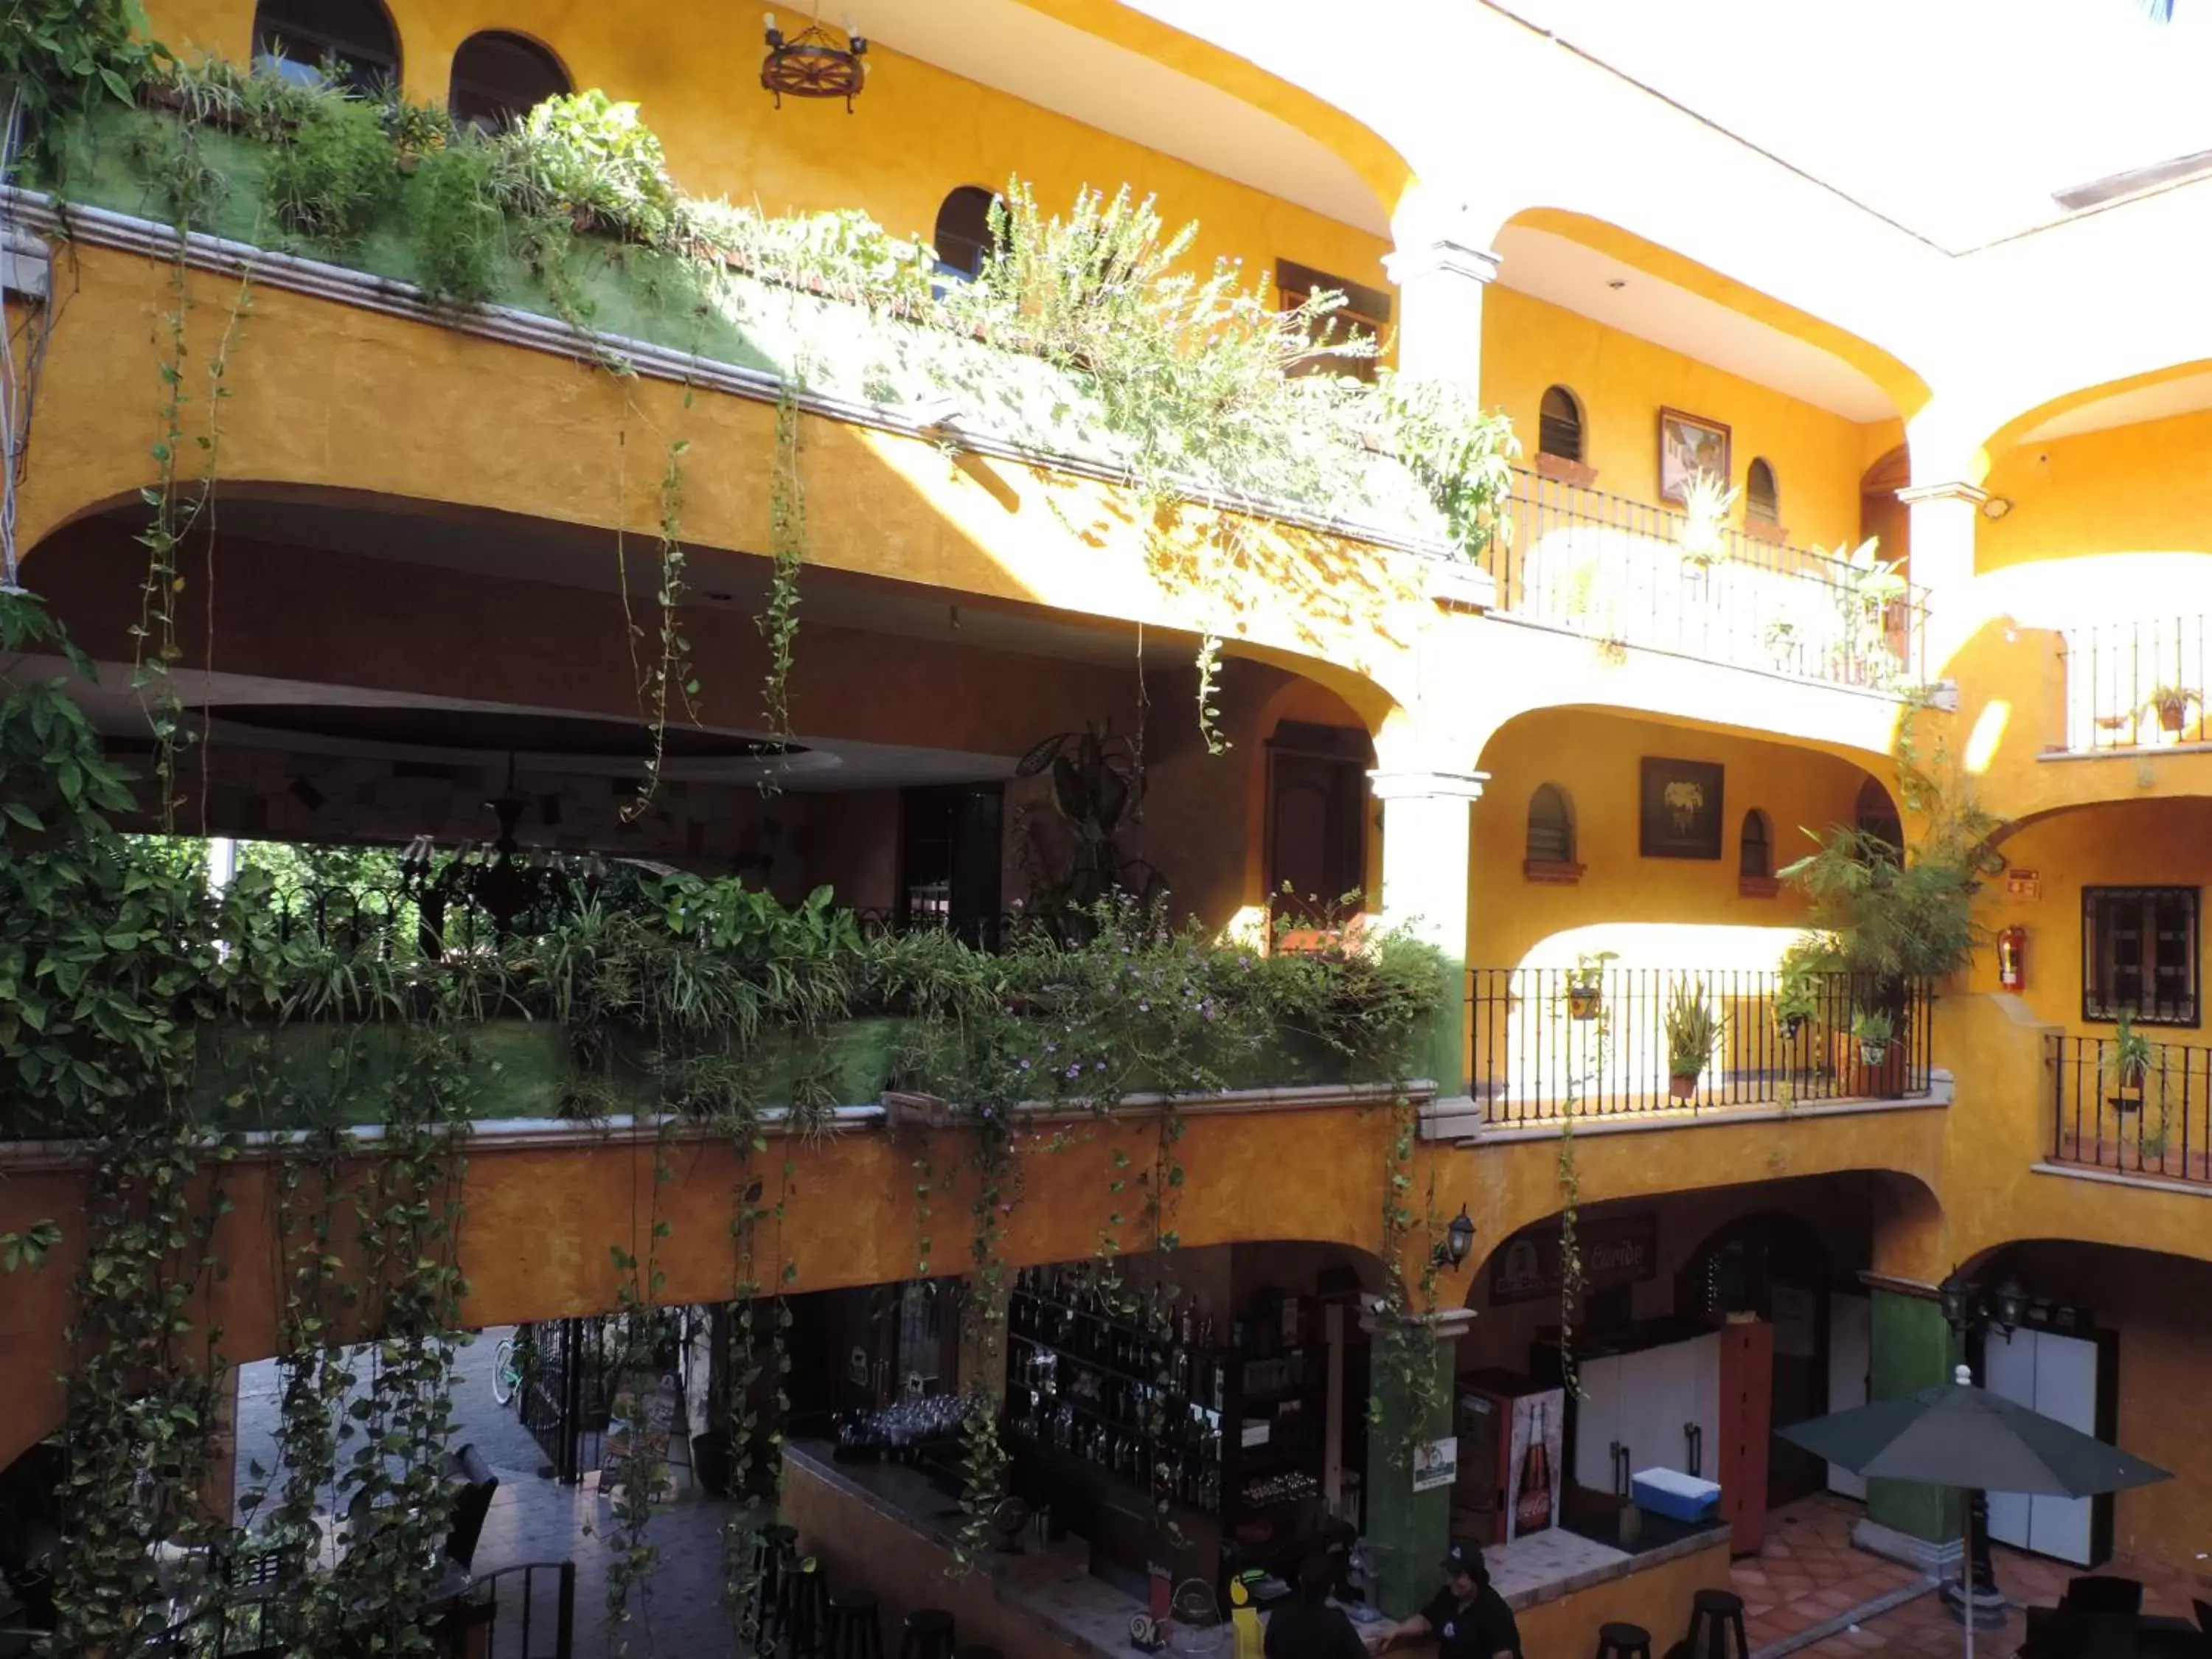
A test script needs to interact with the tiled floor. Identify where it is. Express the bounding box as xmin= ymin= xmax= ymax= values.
xmin=1733 ymin=1492 xmax=2210 ymax=1659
